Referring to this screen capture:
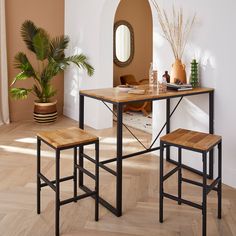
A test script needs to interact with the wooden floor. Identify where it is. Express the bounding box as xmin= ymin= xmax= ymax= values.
xmin=0 ymin=116 xmax=235 ymax=236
